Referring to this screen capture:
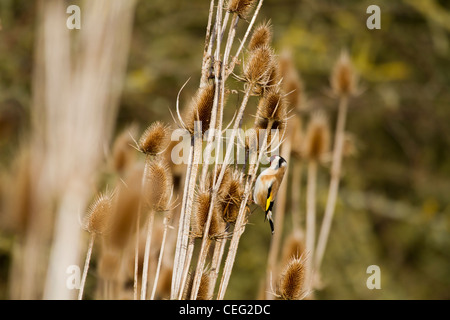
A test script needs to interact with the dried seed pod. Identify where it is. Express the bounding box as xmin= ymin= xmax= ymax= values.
xmin=182 ymin=271 xmax=214 ymax=300
xmin=144 ymin=157 xmax=173 ymax=212
xmin=184 ymin=84 xmax=216 ymax=135
xmin=254 ymin=88 xmax=287 ymax=130
xmin=331 ymin=50 xmax=358 ymax=97
xmin=192 ymin=188 xmax=225 ymax=239
xmin=227 ymin=0 xmax=257 ymax=18
xmin=278 ymin=256 xmax=305 ymax=300
xmin=83 ymin=192 xmax=113 ymax=235
xmin=244 ymin=45 xmax=274 ymax=88
xmin=219 ymin=170 xmax=244 ymax=224
xmin=248 ymin=21 xmax=272 ymax=51
xmin=303 ymin=111 xmax=330 ymax=161
xmin=138 ymin=121 xmax=170 ymax=155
